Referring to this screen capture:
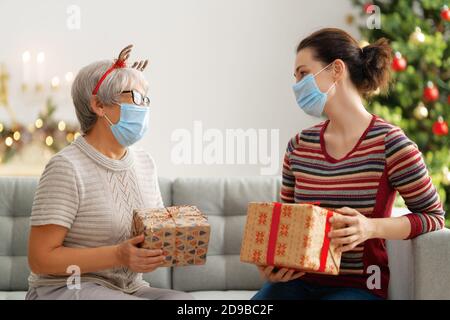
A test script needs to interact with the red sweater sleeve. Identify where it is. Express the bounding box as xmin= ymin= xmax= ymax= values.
xmin=384 ymin=127 xmax=446 ymax=239
xmin=280 ymin=134 xmax=301 ymax=203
